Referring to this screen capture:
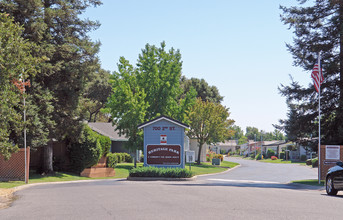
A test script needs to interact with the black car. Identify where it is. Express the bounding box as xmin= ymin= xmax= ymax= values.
xmin=326 ymin=161 xmax=343 ymax=195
